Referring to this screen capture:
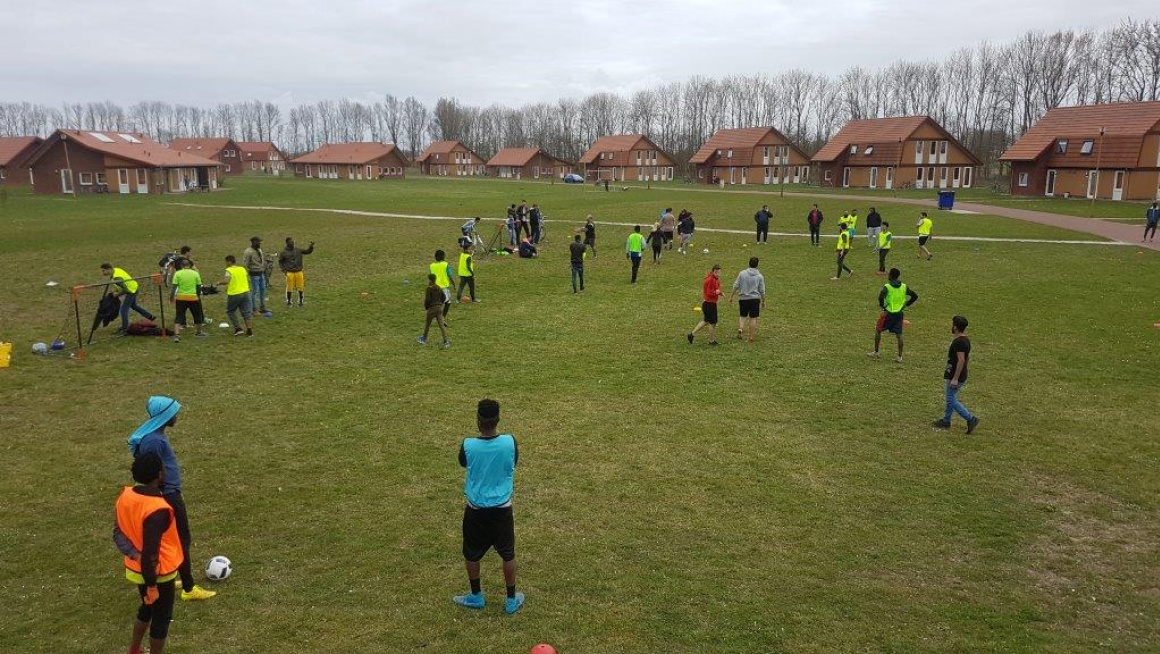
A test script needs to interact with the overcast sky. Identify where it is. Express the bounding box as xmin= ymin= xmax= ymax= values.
xmin=3 ymin=0 xmax=1154 ymax=108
